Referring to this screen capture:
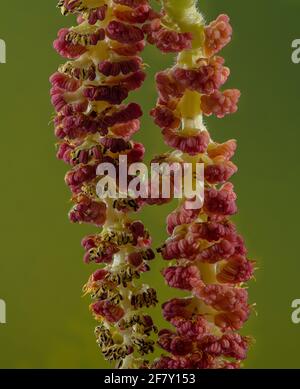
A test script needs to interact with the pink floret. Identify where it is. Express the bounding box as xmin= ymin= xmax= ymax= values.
xmin=204 ymin=14 xmax=233 ymax=56
xmin=201 ymin=89 xmax=241 ymax=118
